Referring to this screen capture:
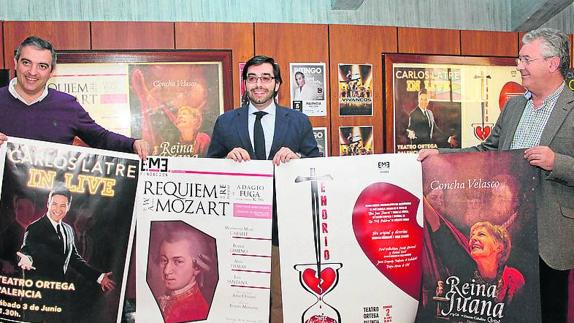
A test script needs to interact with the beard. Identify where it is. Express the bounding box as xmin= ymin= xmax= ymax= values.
xmin=247 ymin=87 xmax=276 ymax=106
